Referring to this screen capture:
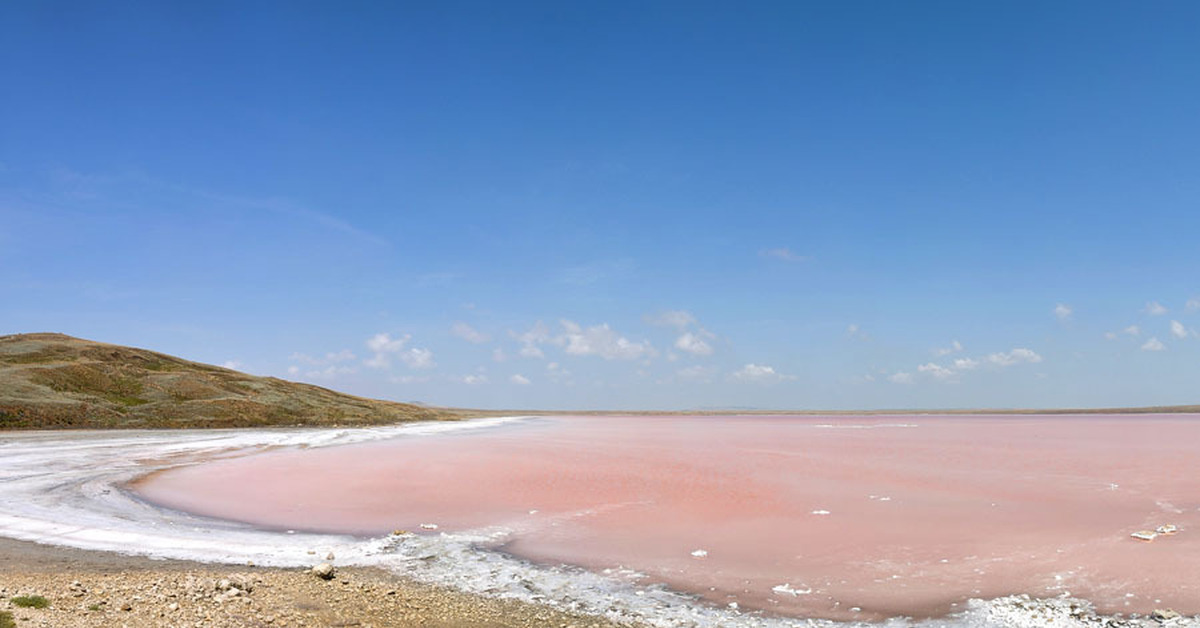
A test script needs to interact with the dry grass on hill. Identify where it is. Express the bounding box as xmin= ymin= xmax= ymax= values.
xmin=0 ymin=333 xmax=457 ymax=430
